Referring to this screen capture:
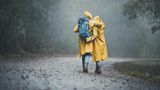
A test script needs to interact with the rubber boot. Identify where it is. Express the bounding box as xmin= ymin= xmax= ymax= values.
xmin=95 ymin=61 xmax=102 ymax=74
